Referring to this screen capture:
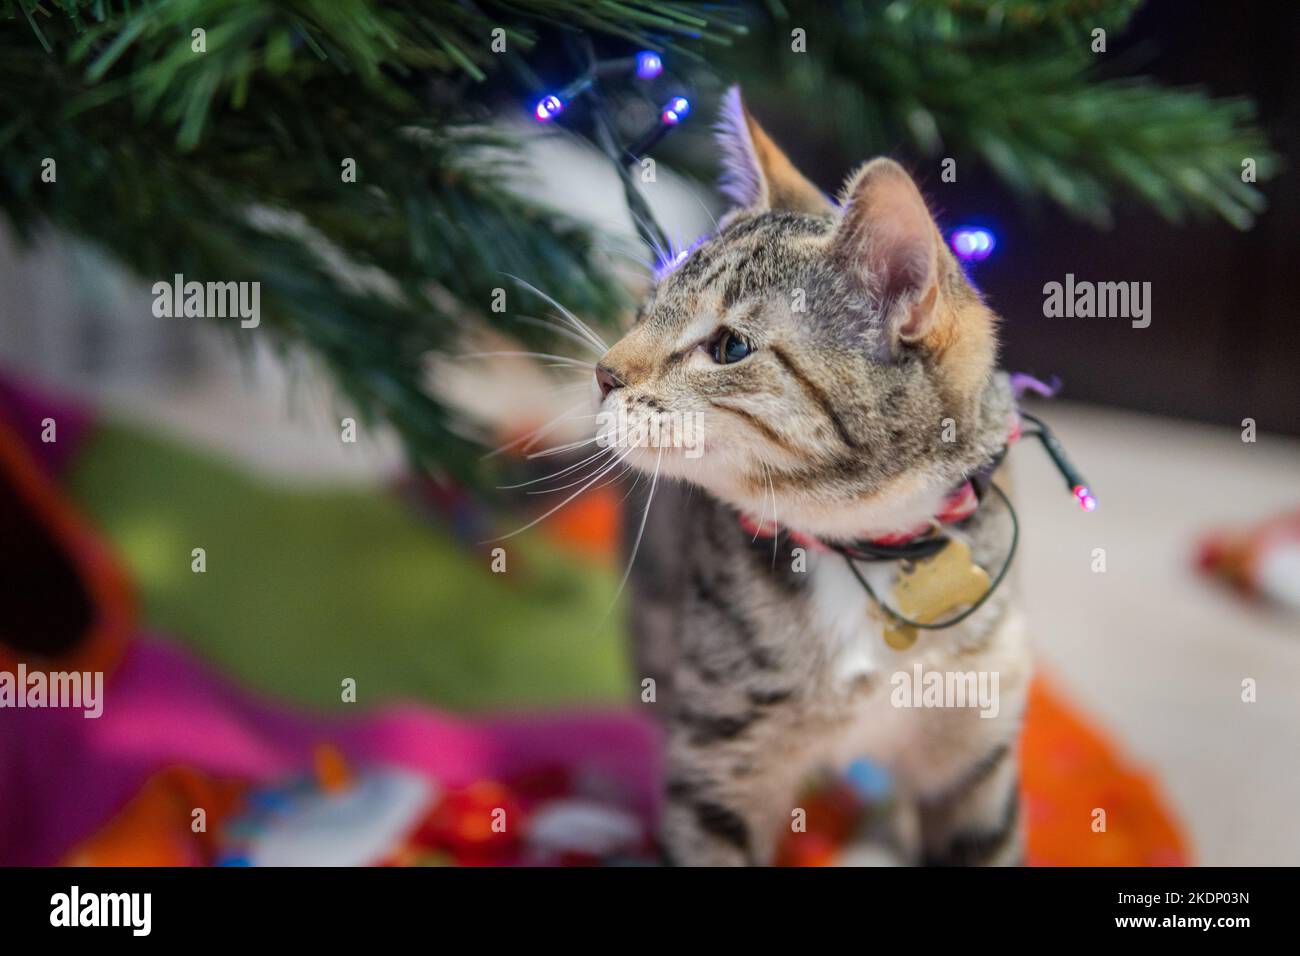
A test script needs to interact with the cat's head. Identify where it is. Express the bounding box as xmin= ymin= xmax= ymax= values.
xmin=594 ymin=88 xmax=1010 ymax=540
